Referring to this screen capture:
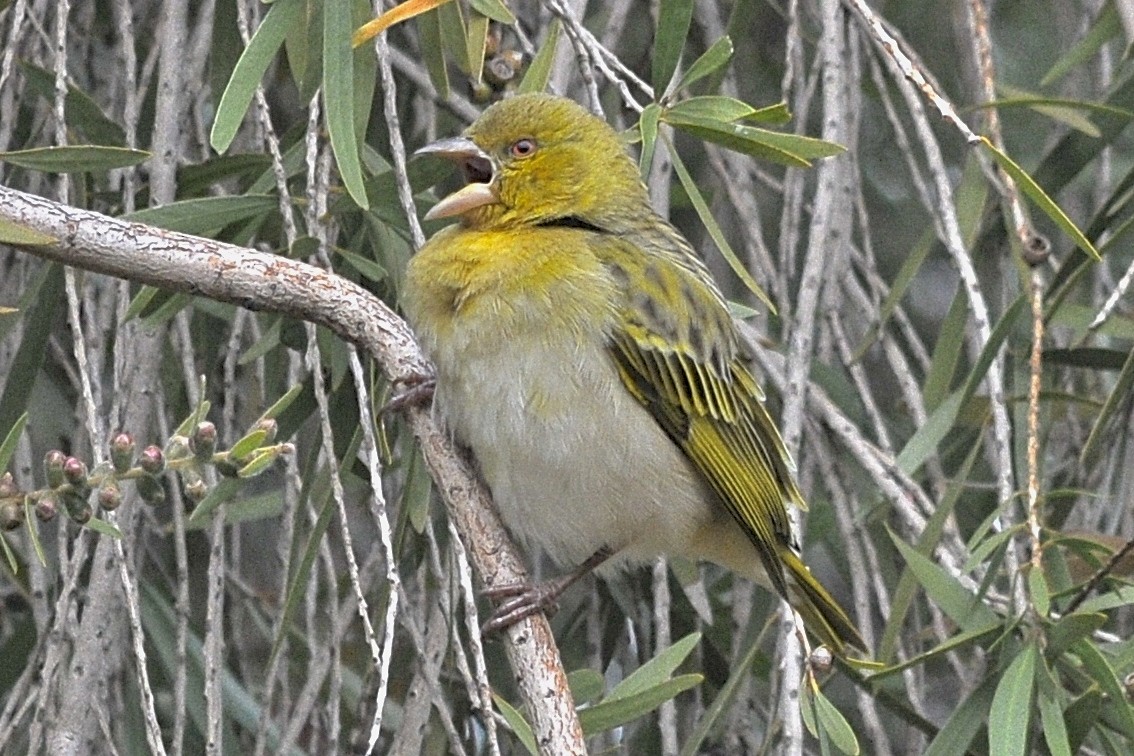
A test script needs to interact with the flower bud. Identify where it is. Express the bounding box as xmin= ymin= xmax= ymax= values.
xmin=185 ymin=479 xmax=208 ymax=503
xmin=110 ymin=432 xmax=135 ymax=474
xmin=255 ymin=418 xmax=278 ymax=445
xmin=0 ymin=472 xmax=18 ymax=499
xmin=191 ymin=421 xmax=217 ymax=461
xmin=44 ymin=450 xmax=67 ymax=488
xmin=63 ymin=457 xmax=88 ymax=486
xmin=139 ymin=446 xmax=165 ymax=475
xmin=0 ymin=500 xmax=22 ymax=530
xmin=35 ymin=493 xmax=58 ymax=522
xmin=166 ymin=435 xmax=191 ymax=461
xmin=98 ymin=481 xmax=122 ymax=511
